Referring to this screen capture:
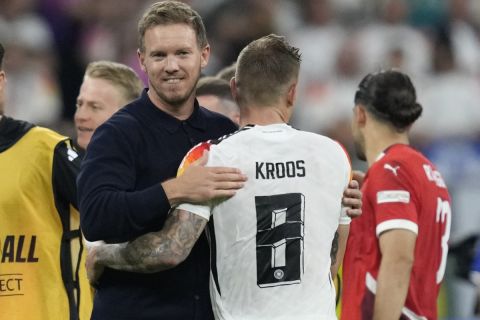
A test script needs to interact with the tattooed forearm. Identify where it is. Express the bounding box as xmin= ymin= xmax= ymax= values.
xmin=95 ymin=209 xmax=208 ymax=273
xmin=330 ymin=231 xmax=339 ymax=266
